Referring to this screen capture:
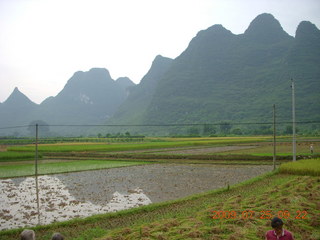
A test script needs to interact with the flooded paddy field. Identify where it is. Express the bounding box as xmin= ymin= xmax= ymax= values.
xmin=0 ymin=163 xmax=273 ymax=230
